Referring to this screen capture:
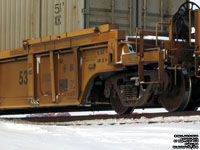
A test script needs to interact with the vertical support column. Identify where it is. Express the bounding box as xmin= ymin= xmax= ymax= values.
xmin=195 ymin=10 xmax=200 ymax=77
xmin=195 ymin=52 xmax=199 ymax=77
xmin=28 ymin=54 xmax=35 ymax=101
xmin=169 ymin=18 xmax=173 ymax=42
xmin=50 ymin=51 xmax=56 ymax=103
xmin=156 ymin=23 xmax=159 ymax=47
xmin=73 ymin=47 xmax=80 ymax=100
xmin=138 ymin=31 xmax=144 ymax=81
xmin=158 ymin=49 xmax=164 ymax=84
xmin=189 ymin=10 xmax=192 ymax=46
xmin=108 ymin=40 xmax=119 ymax=64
